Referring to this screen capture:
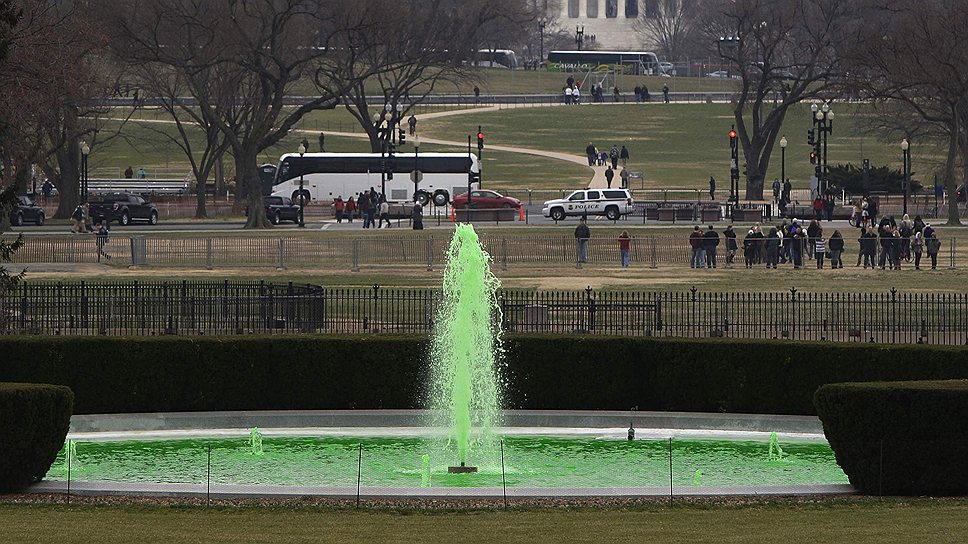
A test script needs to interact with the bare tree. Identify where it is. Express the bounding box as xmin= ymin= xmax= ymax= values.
xmin=698 ymin=0 xmax=857 ymax=200
xmin=845 ymin=0 xmax=968 ymax=225
xmin=634 ymin=0 xmax=700 ymax=62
